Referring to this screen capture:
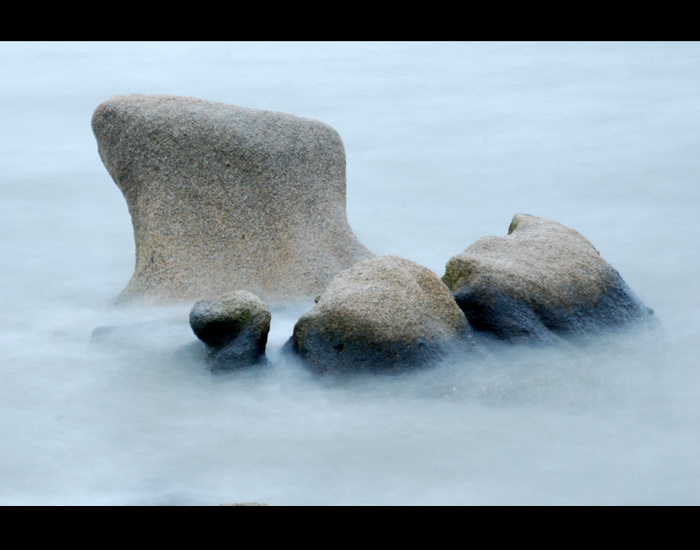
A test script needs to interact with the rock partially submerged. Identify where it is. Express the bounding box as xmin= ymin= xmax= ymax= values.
xmin=92 ymin=94 xmax=372 ymax=305
xmin=442 ymin=213 xmax=653 ymax=343
xmin=289 ymin=255 xmax=475 ymax=373
xmin=189 ymin=290 xmax=271 ymax=371
xmin=218 ymin=502 xmax=268 ymax=506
